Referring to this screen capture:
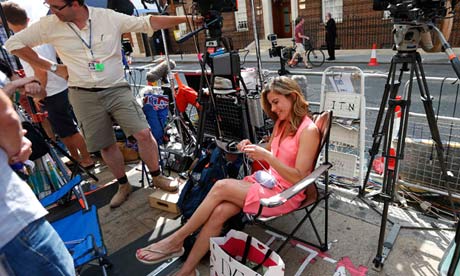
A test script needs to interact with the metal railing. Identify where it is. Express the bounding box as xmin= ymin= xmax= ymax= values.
xmin=302 ymin=14 xmax=460 ymax=50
